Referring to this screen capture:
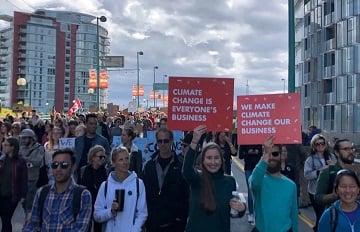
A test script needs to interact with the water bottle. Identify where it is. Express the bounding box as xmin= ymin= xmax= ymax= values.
xmin=230 ymin=191 xmax=240 ymax=218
